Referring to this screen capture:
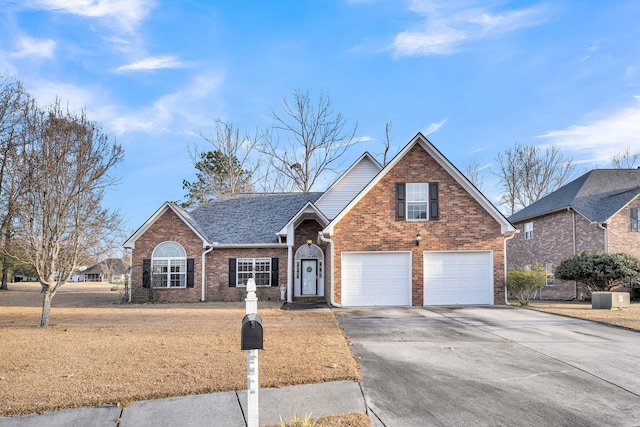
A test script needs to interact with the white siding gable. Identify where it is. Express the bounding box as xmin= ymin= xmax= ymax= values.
xmin=316 ymin=155 xmax=381 ymax=220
